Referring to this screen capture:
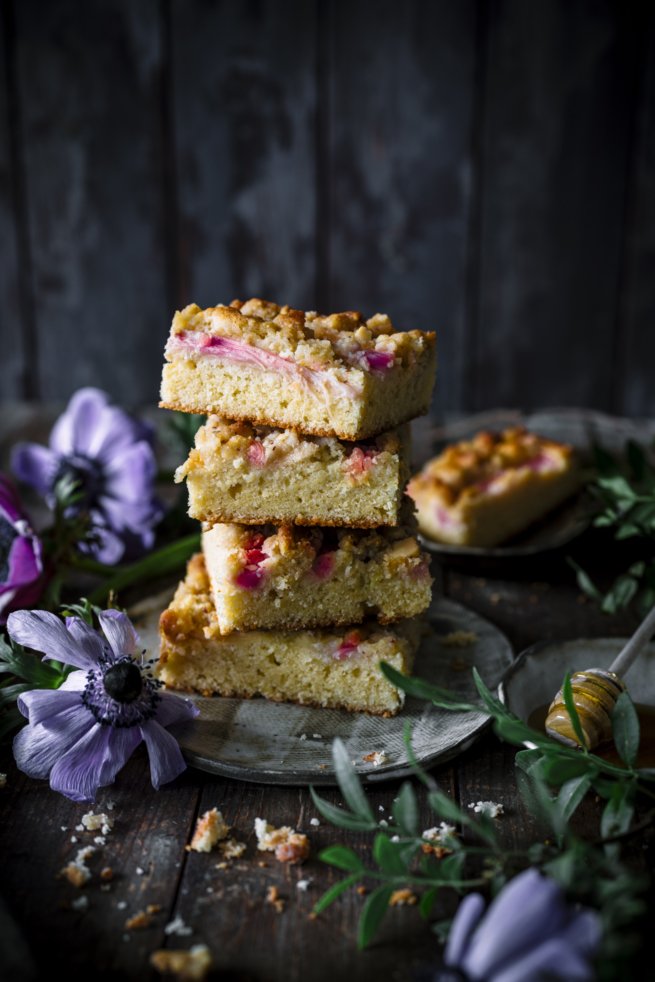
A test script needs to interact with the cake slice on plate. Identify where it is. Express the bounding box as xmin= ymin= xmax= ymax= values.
xmin=201 ymin=521 xmax=432 ymax=635
xmin=157 ymin=554 xmax=420 ymax=717
xmin=160 ymin=298 xmax=436 ymax=440
xmin=407 ymin=427 xmax=584 ymax=548
xmin=175 ymin=416 xmax=409 ymax=528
